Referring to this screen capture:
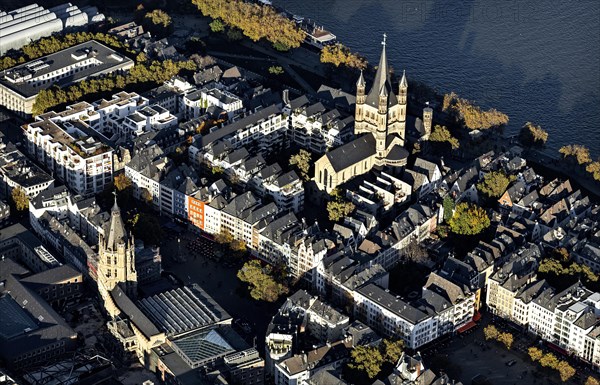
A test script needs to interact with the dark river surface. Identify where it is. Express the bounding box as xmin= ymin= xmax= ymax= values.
xmin=273 ymin=0 xmax=600 ymax=156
